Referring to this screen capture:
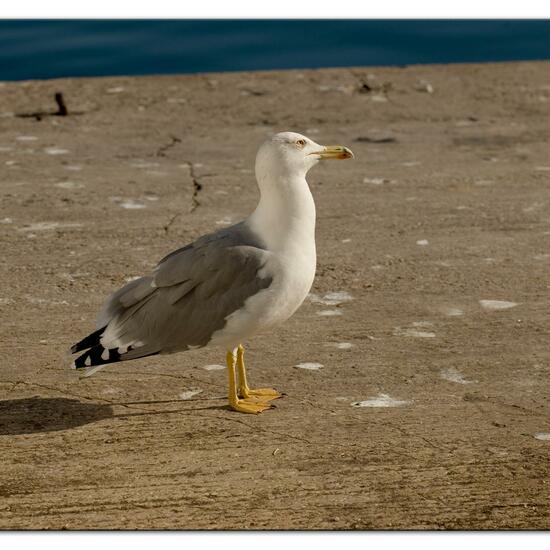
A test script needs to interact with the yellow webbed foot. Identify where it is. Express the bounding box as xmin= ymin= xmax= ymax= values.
xmin=229 ymin=398 xmax=274 ymax=414
xmin=240 ymin=387 xmax=283 ymax=403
